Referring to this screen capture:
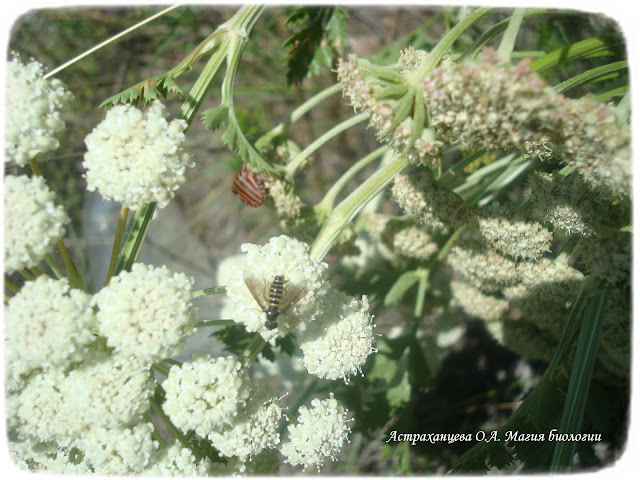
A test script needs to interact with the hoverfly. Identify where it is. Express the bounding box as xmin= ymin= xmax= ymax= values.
xmin=232 ymin=168 xmax=266 ymax=207
xmin=244 ymin=273 xmax=308 ymax=330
